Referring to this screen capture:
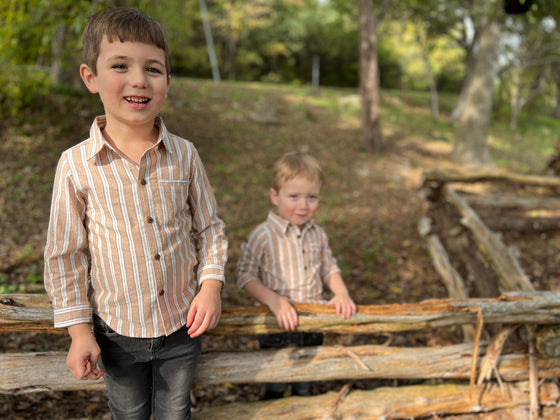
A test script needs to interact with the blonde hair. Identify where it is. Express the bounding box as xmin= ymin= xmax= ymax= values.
xmin=272 ymin=152 xmax=324 ymax=191
xmin=82 ymin=7 xmax=170 ymax=77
